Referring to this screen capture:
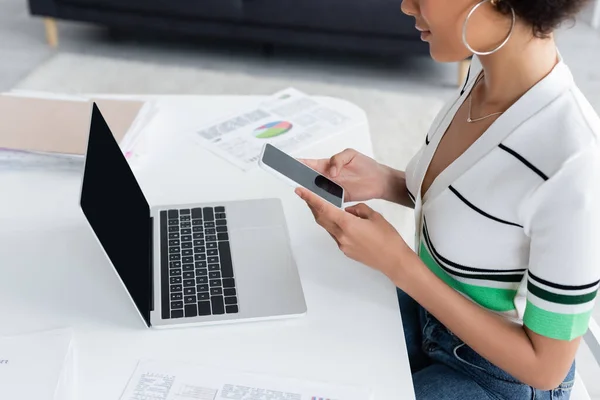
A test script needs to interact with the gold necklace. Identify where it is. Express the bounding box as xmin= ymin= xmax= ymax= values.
xmin=467 ymin=74 xmax=504 ymax=123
